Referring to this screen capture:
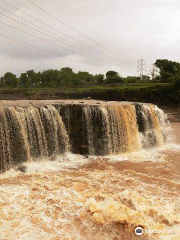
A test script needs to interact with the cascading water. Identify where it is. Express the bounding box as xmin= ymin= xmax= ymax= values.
xmin=83 ymin=105 xmax=142 ymax=155
xmin=1 ymin=100 xmax=179 ymax=240
xmin=0 ymin=100 xmax=168 ymax=173
xmin=135 ymin=103 xmax=168 ymax=148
